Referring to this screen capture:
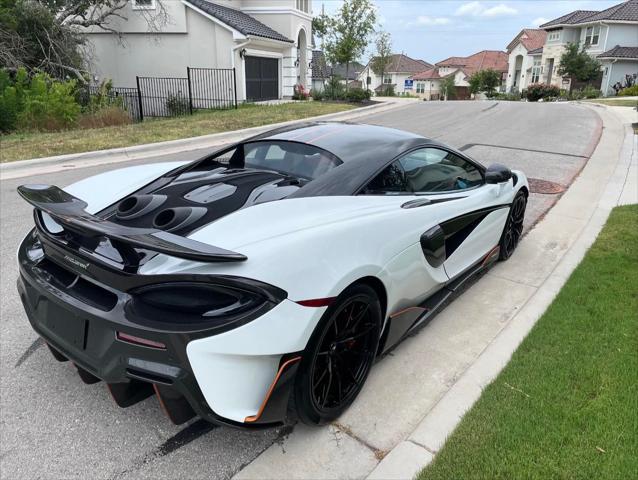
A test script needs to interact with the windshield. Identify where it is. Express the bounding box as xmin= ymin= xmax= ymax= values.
xmin=242 ymin=141 xmax=341 ymax=180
